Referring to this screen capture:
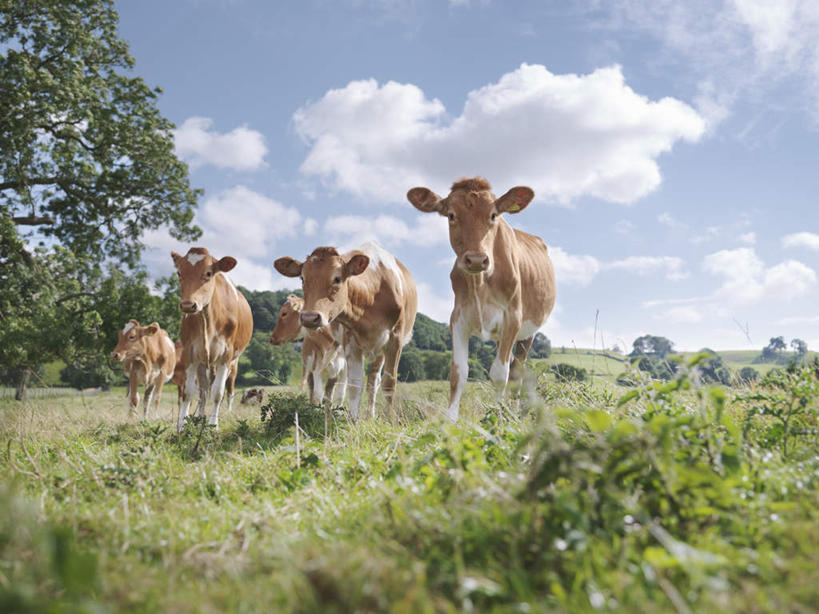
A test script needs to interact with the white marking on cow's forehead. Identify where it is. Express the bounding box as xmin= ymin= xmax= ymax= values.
xmin=358 ymin=241 xmax=403 ymax=294
xmin=186 ymin=253 xmax=206 ymax=265
xmin=122 ymin=321 xmax=136 ymax=334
